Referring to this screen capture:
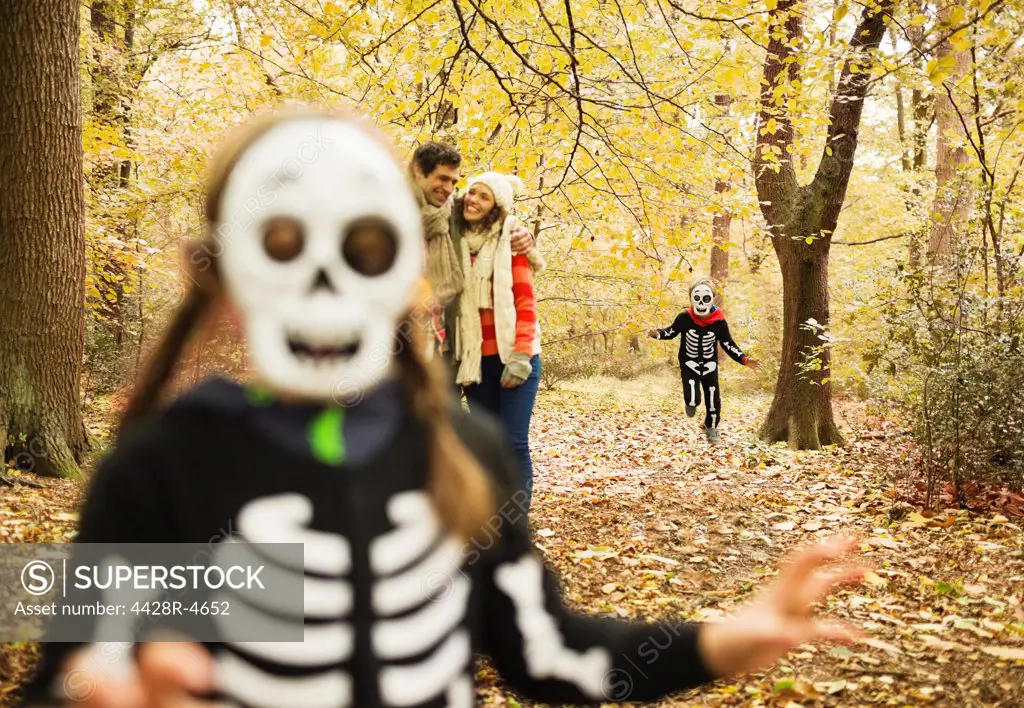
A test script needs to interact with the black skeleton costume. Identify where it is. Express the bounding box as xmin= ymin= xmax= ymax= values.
xmin=652 ymin=281 xmax=750 ymax=442
xmin=26 ymin=117 xmax=715 ymax=707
